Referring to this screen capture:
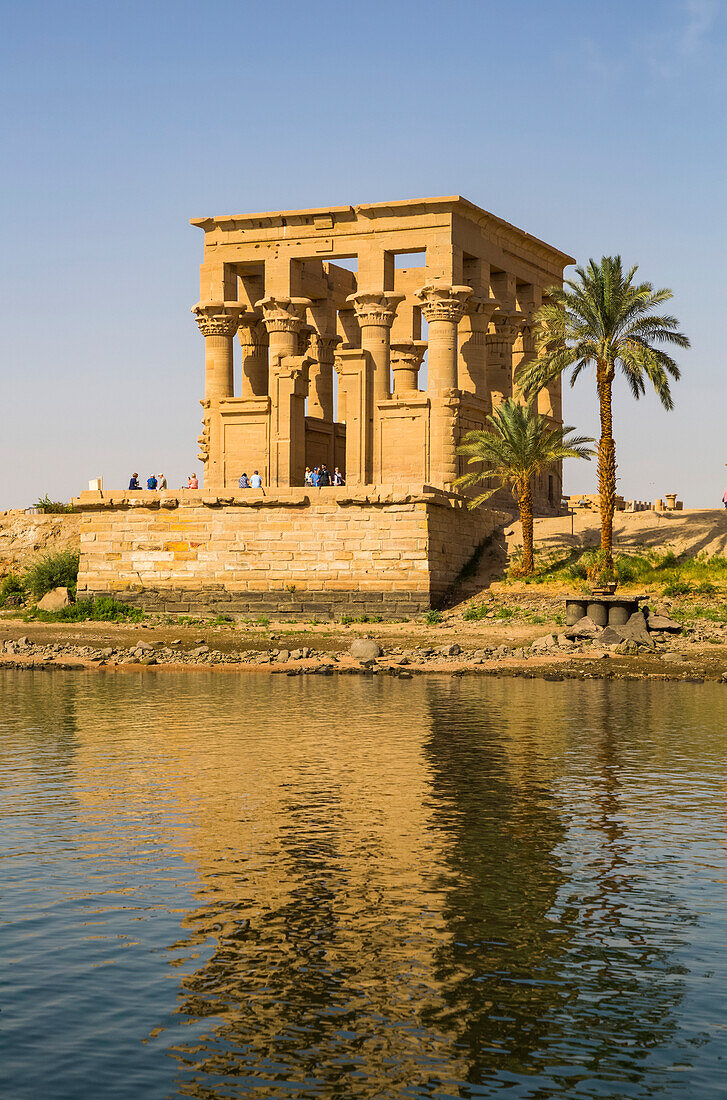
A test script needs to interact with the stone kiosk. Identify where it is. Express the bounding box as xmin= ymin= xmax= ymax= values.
xmin=75 ymin=196 xmax=572 ymax=616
